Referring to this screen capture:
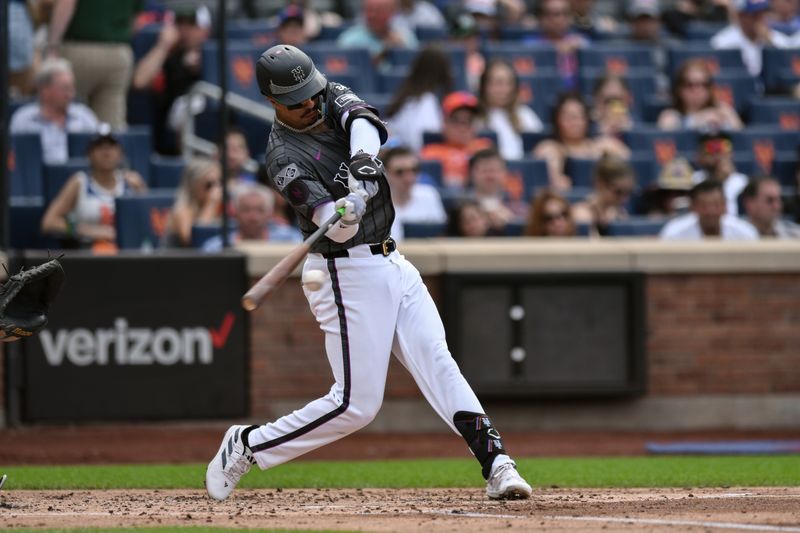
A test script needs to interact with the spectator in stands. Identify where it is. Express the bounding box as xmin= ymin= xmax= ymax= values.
xmin=468 ymin=148 xmax=525 ymax=232
xmin=768 ymin=0 xmax=800 ymax=35
xmin=532 ymin=92 xmax=630 ymax=191
xmin=590 ymin=74 xmax=634 ymax=138
xmin=395 ymin=0 xmax=447 ymax=31
xmin=8 ymin=0 xmax=36 ymax=96
xmin=476 ymin=59 xmax=544 ymax=160
xmin=40 ymin=126 xmax=147 ymax=251
xmin=640 ymin=156 xmax=695 ymax=217
xmin=626 ymin=0 xmax=672 ymax=95
xmin=657 ymin=59 xmax=743 ymax=131
xmin=662 ymin=0 xmax=730 ymax=38
xmin=659 ymin=179 xmax=759 ymax=240
xmin=741 ymin=176 xmax=800 ymax=237
xmin=10 ymin=58 xmax=99 ymax=165
xmin=569 ymin=0 xmax=617 ymax=38
xmin=692 ymin=130 xmax=749 ymax=216
xmin=523 ymin=190 xmax=577 ymax=236
xmin=420 ymin=91 xmax=494 ymax=191
xmin=273 ymin=5 xmax=311 ymax=47
xmin=46 ymin=0 xmax=142 ymax=128
xmin=447 ymin=198 xmax=498 ymax=237
xmin=386 ymin=46 xmax=454 ymax=152
xmin=202 ymin=184 xmax=302 ymax=251
xmin=571 ymin=153 xmax=635 ymax=236
xmin=382 ymin=146 xmax=447 ymax=240
xmin=165 ymin=158 xmax=223 ymax=247
xmin=222 ymin=127 xmax=257 ymax=186
xmin=132 ymin=5 xmax=212 ymax=155
xmin=448 ymin=10 xmax=485 ymax=92
xmin=525 ymin=0 xmax=589 ymax=90
xmin=337 ymin=0 xmax=418 ymax=68
xmin=711 ymin=0 xmax=795 ymax=77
